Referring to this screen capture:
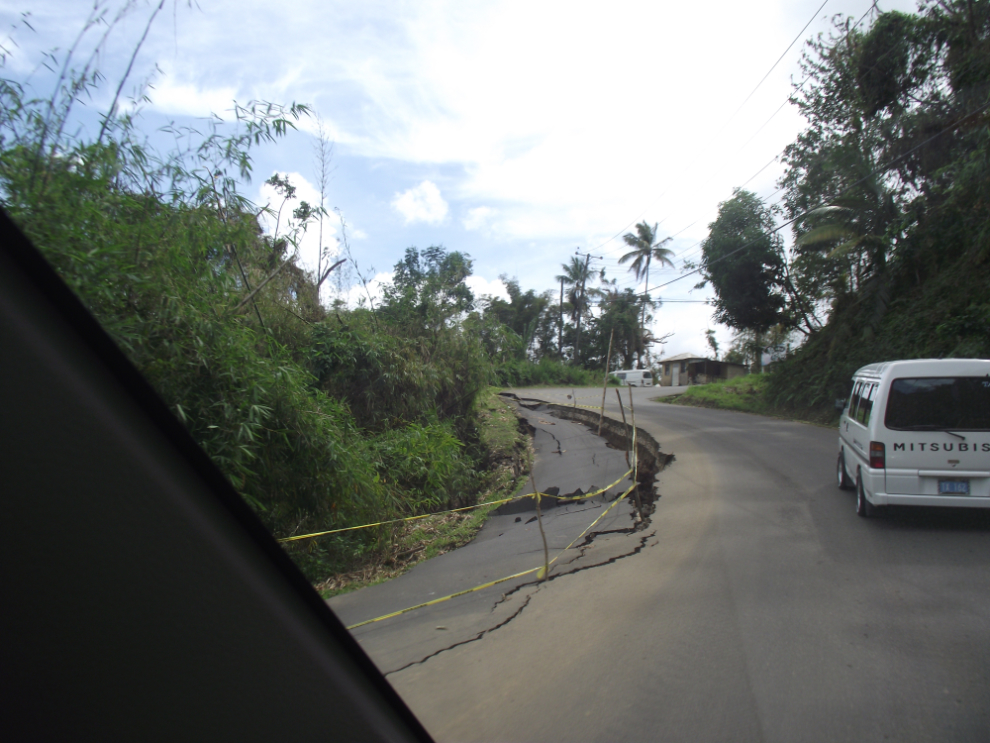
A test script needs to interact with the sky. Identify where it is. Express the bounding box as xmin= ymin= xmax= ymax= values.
xmin=1 ymin=0 xmax=921 ymax=360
